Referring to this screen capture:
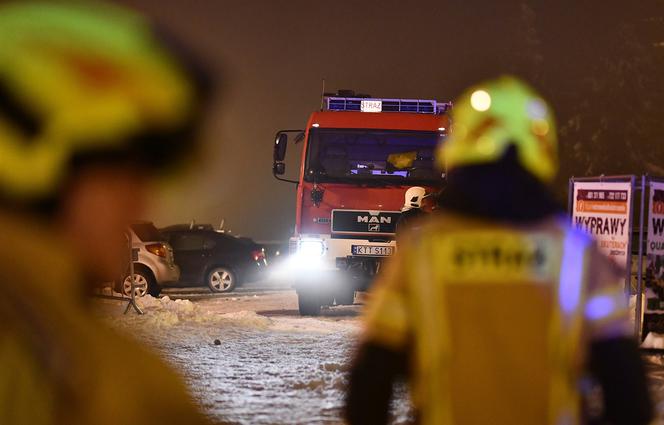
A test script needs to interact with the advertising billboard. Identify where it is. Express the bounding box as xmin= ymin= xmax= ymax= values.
xmin=571 ymin=181 xmax=632 ymax=270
